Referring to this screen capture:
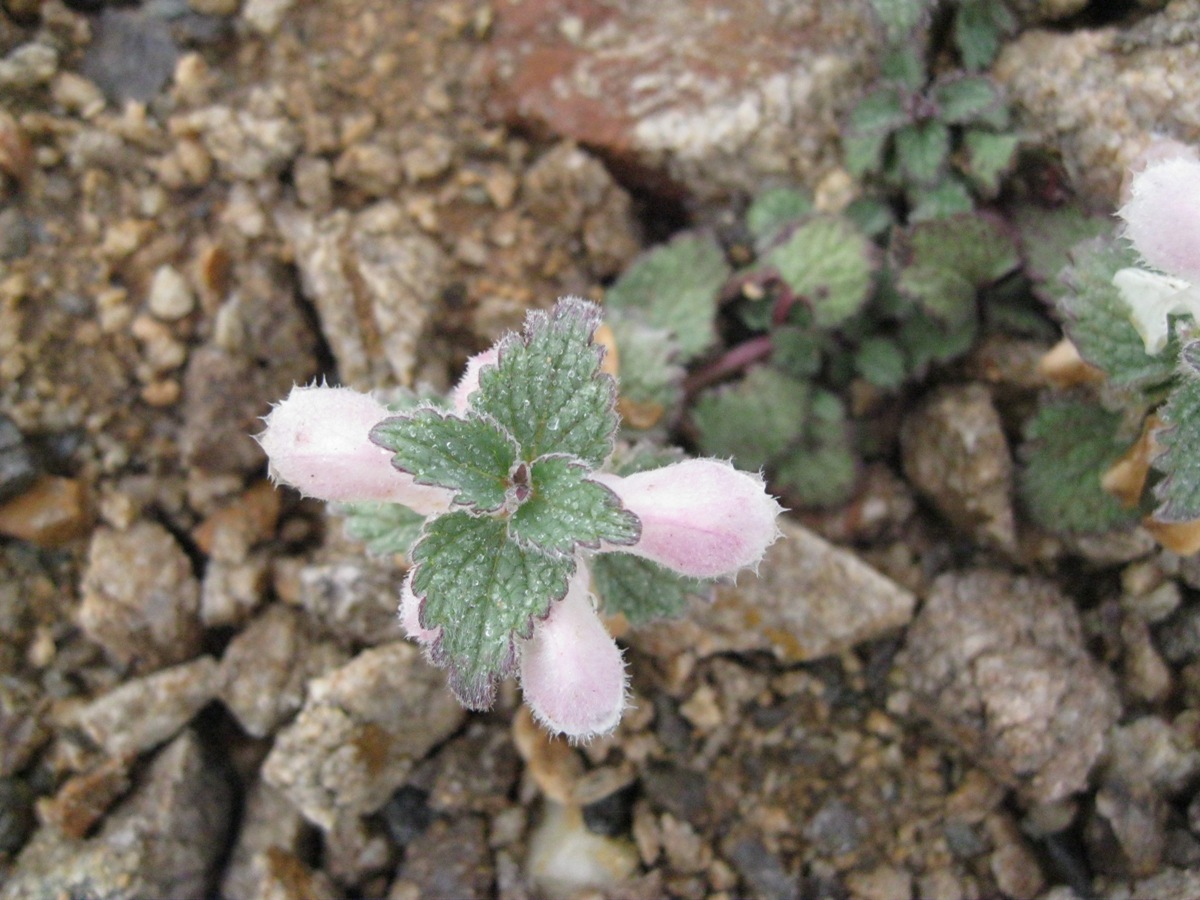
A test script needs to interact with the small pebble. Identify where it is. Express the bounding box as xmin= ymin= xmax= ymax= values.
xmin=0 ymin=475 xmax=91 ymax=547
xmin=147 ymin=264 xmax=196 ymax=320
